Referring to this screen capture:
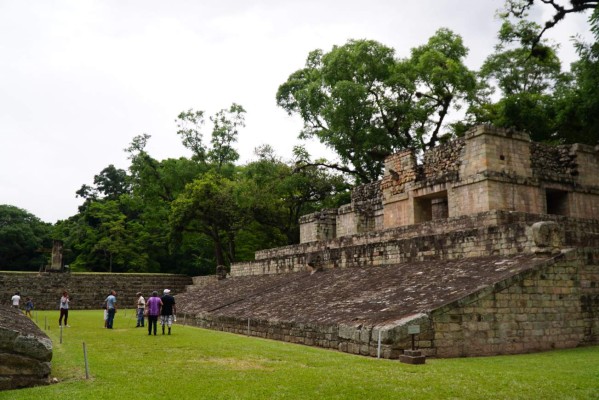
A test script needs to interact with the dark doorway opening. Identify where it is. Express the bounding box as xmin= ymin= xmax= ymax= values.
xmin=414 ymin=191 xmax=448 ymax=223
xmin=546 ymin=189 xmax=568 ymax=216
